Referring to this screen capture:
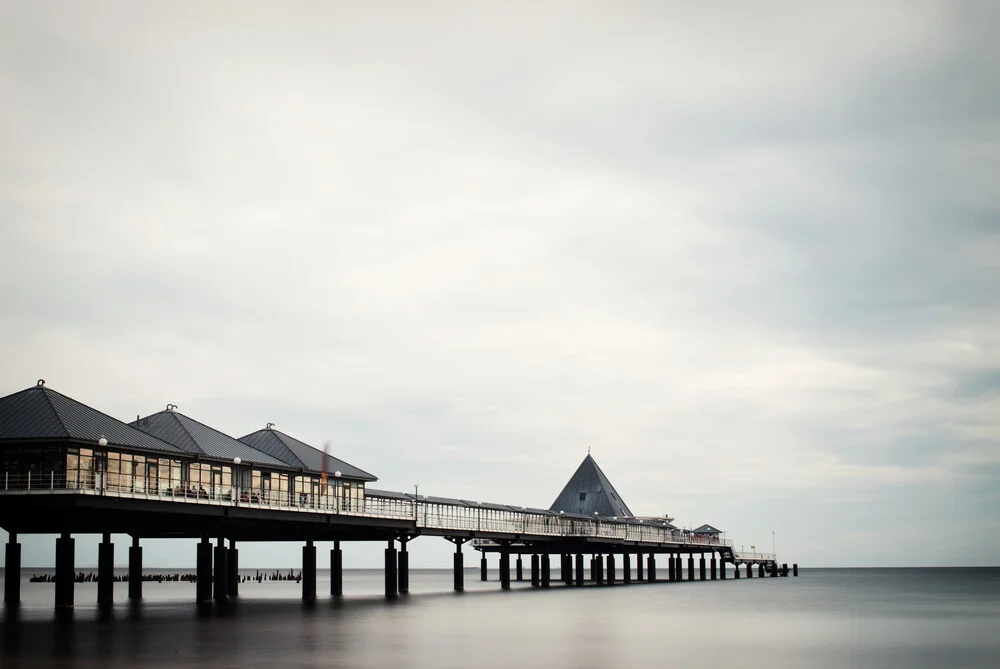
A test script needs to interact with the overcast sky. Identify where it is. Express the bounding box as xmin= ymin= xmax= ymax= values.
xmin=1 ymin=1 xmax=998 ymax=570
